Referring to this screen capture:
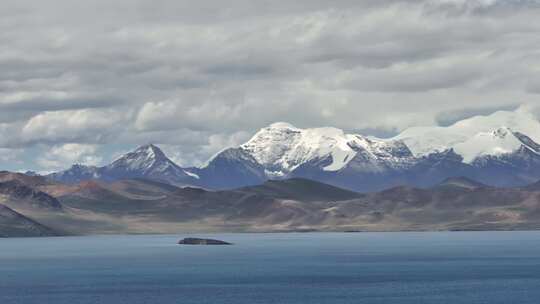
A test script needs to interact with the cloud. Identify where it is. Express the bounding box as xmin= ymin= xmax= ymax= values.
xmin=516 ymin=103 xmax=540 ymax=120
xmin=161 ymin=131 xmax=251 ymax=167
xmin=37 ymin=143 xmax=102 ymax=170
xmin=0 ymin=148 xmax=22 ymax=162
xmin=0 ymin=0 xmax=540 ymax=171
xmin=435 ymin=104 xmax=520 ymax=126
xmin=21 ymin=109 xmax=129 ymax=144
